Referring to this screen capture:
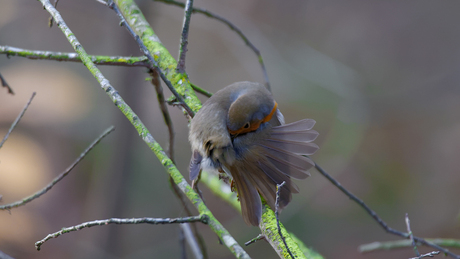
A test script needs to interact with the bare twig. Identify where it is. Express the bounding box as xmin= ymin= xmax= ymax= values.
xmin=276 ymin=181 xmax=295 ymax=259
xmin=244 ymin=234 xmax=264 ymax=246
xmin=409 ymin=251 xmax=441 ymax=259
xmin=35 ymin=215 xmax=208 ymax=251
xmin=0 ymin=250 xmax=15 ymax=259
xmin=406 ymin=213 xmax=420 ymax=257
xmin=0 ymin=126 xmax=114 ymax=210
xmin=94 ymin=0 xmax=108 ymax=5
xmin=150 ymin=70 xmax=175 ymax=162
xmin=48 ymin=0 xmax=59 ymax=27
xmin=0 ymin=72 xmax=14 ymax=95
xmin=190 ymin=83 xmax=212 ymax=98
xmin=107 ymin=0 xmax=195 ymax=117
xmin=153 ymin=0 xmax=271 ymax=91
xmin=181 ymin=223 xmax=204 ymax=259
xmin=360 ymin=239 xmax=460 ymax=253
xmin=314 ymin=163 xmax=460 ymax=259
xmin=151 ymin=69 xmax=207 ymax=258
xmin=176 ymin=0 xmax=193 ymax=73
xmin=0 ymin=92 xmax=36 ymax=149
xmin=179 ymin=227 xmax=187 ymax=259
